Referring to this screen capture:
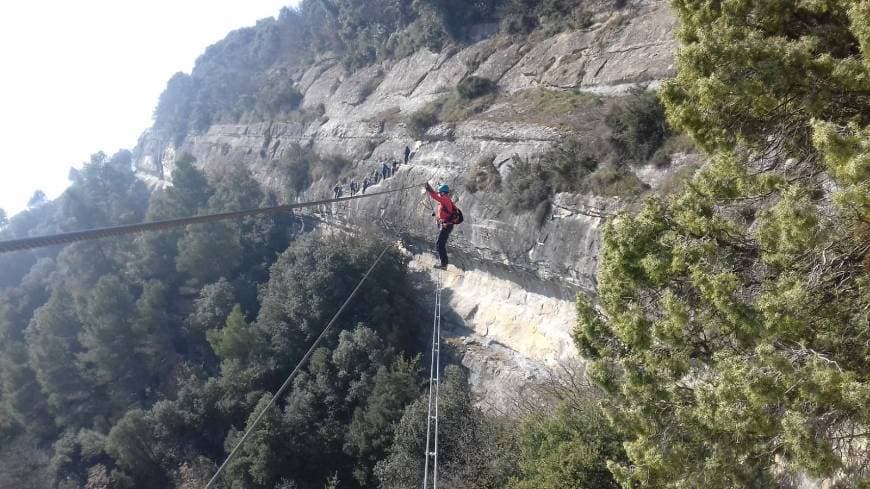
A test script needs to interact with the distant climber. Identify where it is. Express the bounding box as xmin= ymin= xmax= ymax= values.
xmin=404 ymin=145 xmax=411 ymax=164
xmin=381 ymin=161 xmax=390 ymax=180
xmin=362 ymin=177 xmax=370 ymax=194
xmin=350 ymin=180 xmax=358 ymax=196
xmin=333 ymin=183 xmax=342 ymax=199
xmin=392 ymin=160 xmax=399 ymax=175
xmin=425 ymin=182 xmax=462 ymax=270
